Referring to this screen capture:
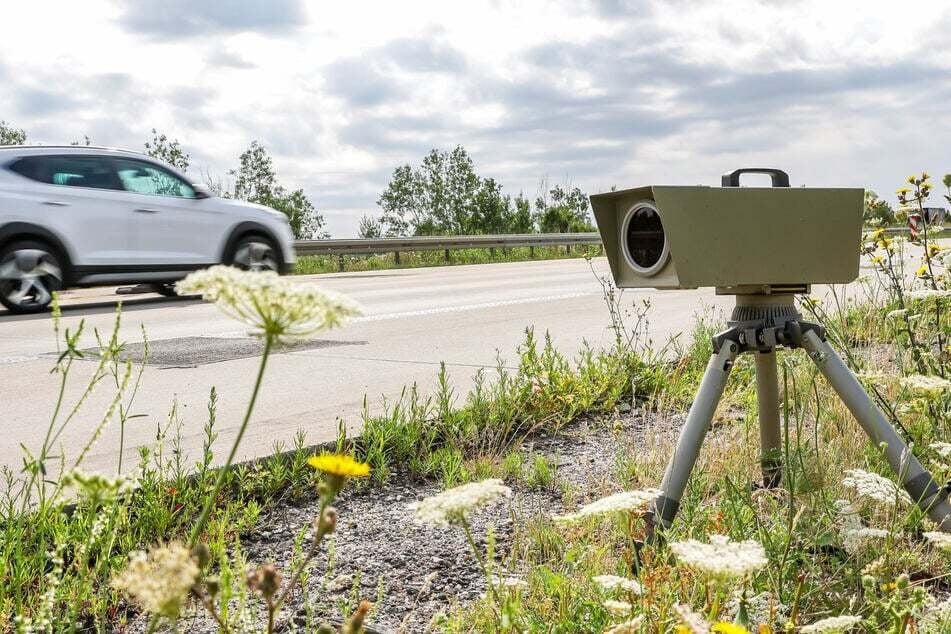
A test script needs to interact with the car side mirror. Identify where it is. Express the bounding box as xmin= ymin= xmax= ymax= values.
xmin=192 ymin=183 xmax=213 ymax=199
